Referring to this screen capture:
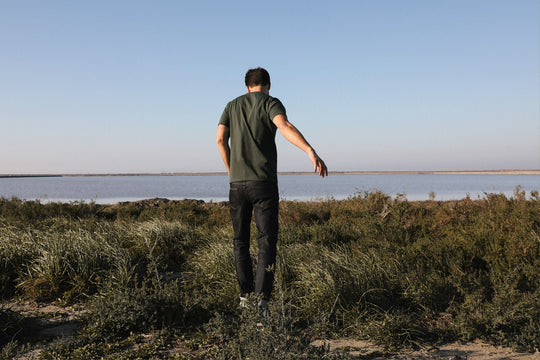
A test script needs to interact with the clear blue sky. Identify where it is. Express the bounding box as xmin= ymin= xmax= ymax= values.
xmin=1 ymin=0 xmax=539 ymax=174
